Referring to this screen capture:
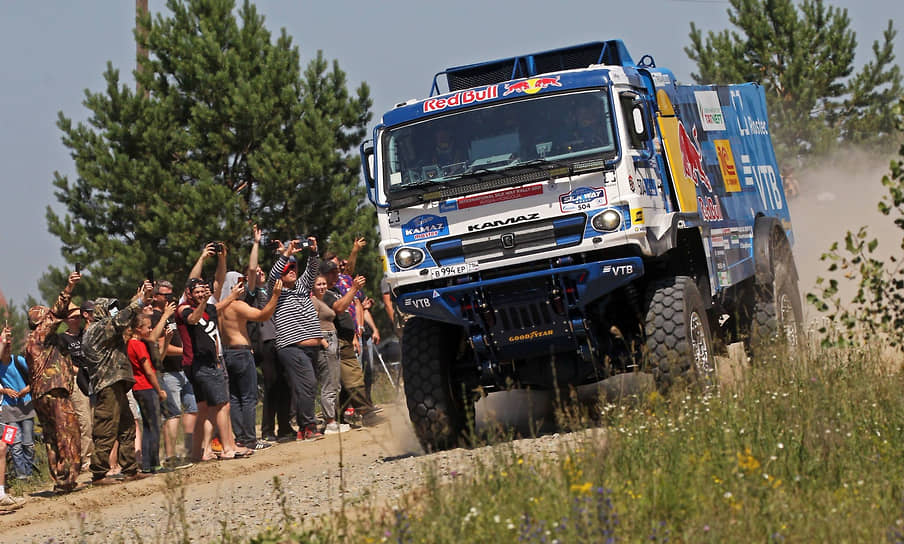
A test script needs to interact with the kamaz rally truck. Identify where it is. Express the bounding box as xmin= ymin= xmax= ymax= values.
xmin=360 ymin=40 xmax=802 ymax=451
